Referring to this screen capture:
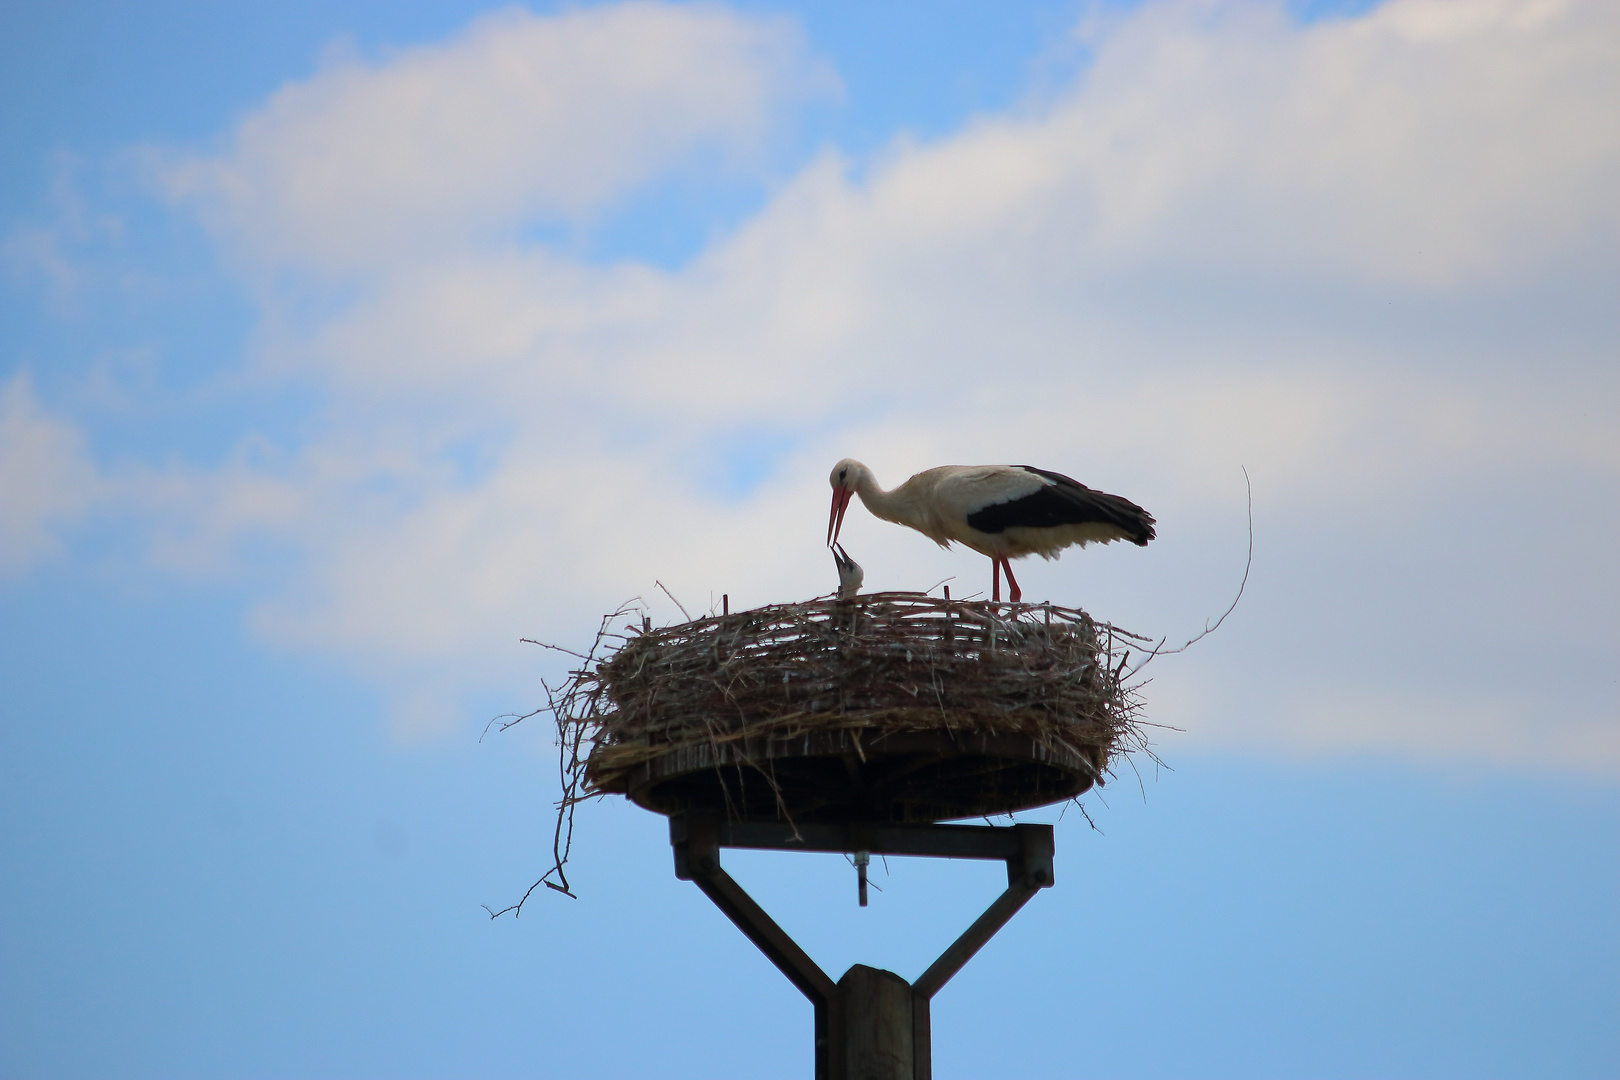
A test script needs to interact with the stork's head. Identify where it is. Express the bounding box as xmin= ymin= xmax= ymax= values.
xmin=827 ymin=458 xmax=864 ymax=546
